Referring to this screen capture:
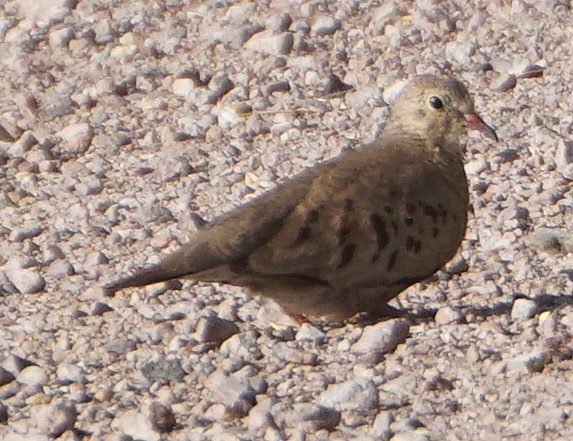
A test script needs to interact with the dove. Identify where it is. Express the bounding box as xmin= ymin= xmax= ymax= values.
xmin=106 ymin=75 xmax=498 ymax=321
